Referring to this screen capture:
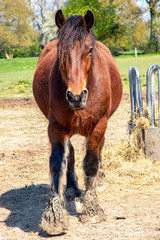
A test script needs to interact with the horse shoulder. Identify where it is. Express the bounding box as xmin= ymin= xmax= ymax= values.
xmin=91 ymin=41 xmax=112 ymax=104
xmin=96 ymin=41 xmax=113 ymax=58
xmin=95 ymin=41 xmax=123 ymax=118
xmin=38 ymin=39 xmax=58 ymax=64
